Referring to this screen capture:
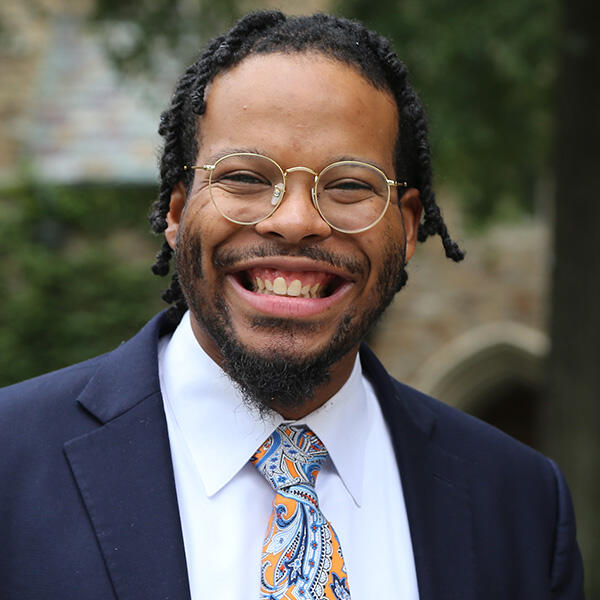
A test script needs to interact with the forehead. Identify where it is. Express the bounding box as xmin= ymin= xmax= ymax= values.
xmin=199 ymin=52 xmax=398 ymax=170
